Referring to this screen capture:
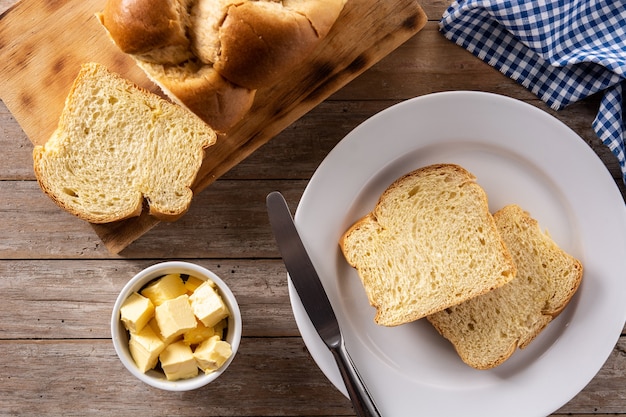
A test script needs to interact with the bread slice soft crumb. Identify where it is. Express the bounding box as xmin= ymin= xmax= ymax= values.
xmin=32 ymin=62 xmax=216 ymax=224
xmin=339 ymin=164 xmax=517 ymax=326
xmin=427 ymin=204 xmax=583 ymax=369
